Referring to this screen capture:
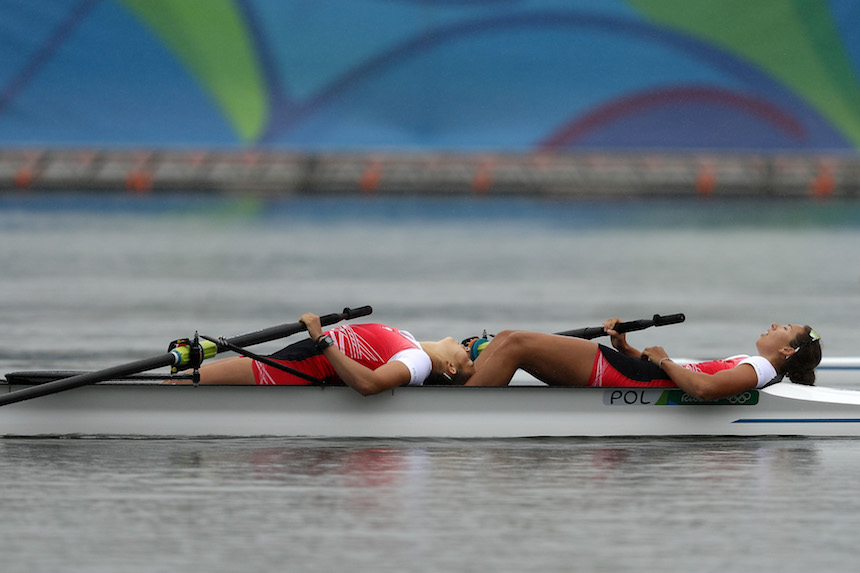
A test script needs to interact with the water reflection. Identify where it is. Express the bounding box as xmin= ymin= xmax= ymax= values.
xmin=0 ymin=437 xmax=828 ymax=487
xmin=0 ymin=437 xmax=823 ymax=479
xmin=3 ymin=437 xmax=858 ymax=573
xmin=70 ymin=436 xmax=822 ymax=495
